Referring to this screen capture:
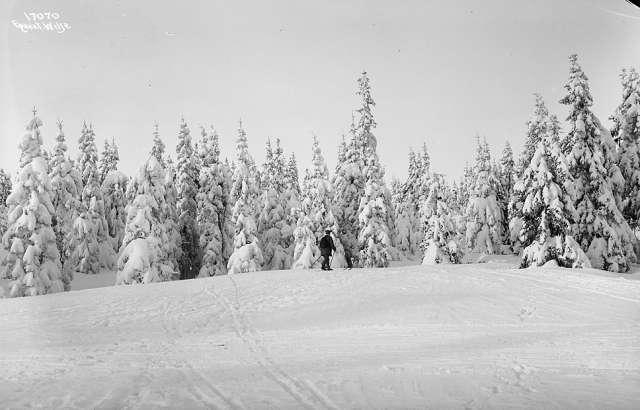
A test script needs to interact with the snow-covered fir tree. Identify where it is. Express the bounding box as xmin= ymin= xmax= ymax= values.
xmin=498 ymin=141 xmax=516 ymax=244
xmin=116 ymin=156 xmax=179 ymax=284
xmin=257 ymin=138 xmax=294 ymax=270
xmin=150 ymin=123 xmax=166 ymax=168
xmin=77 ymin=122 xmax=98 ymax=188
xmin=517 ymin=94 xmax=551 ymax=175
xmin=72 ymin=123 xmax=115 ymax=274
xmin=611 ymin=68 xmax=640 ymax=234
xmin=333 ymin=116 xmax=364 ymax=267
xmin=175 ymin=118 xmax=200 ymax=279
xmin=465 ymin=137 xmax=504 ymax=256
xmin=281 ymin=152 xmax=302 ymax=254
xmin=228 ymin=120 xmax=263 ymax=273
xmin=101 ymin=169 xmax=128 ymax=253
xmin=291 ymin=211 xmax=319 ymax=269
xmin=297 ymin=136 xmax=347 ymax=268
xmin=509 ymin=96 xmax=561 ymax=252
xmin=0 ymin=169 xmax=11 ymax=236
xmin=391 ymin=177 xmax=410 ymax=256
xmin=96 ymin=135 xmax=127 ymax=252
xmin=49 ymin=120 xmax=82 ymax=282
xmin=355 ymin=72 xmax=392 ymax=267
xmin=1 ymin=111 xmax=64 ymax=297
xmin=515 ymin=127 xmax=591 ymax=268
xmin=66 ymin=199 xmax=102 ymax=276
xmin=160 ymin=151 xmax=182 ymax=273
xmin=421 ymin=175 xmax=463 ymax=265
xmin=286 ymin=153 xmax=301 ymax=196
xmin=98 ymin=138 xmax=119 ymax=184
xmin=561 ymin=54 xmax=636 ymax=272
xmin=458 ymin=163 xmax=474 ymax=210
xmin=196 ymin=126 xmax=233 ymax=277
xmin=394 ymin=144 xmax=432 ymax=259
xmin=611 ymin=68 xmax=639 ymax=143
